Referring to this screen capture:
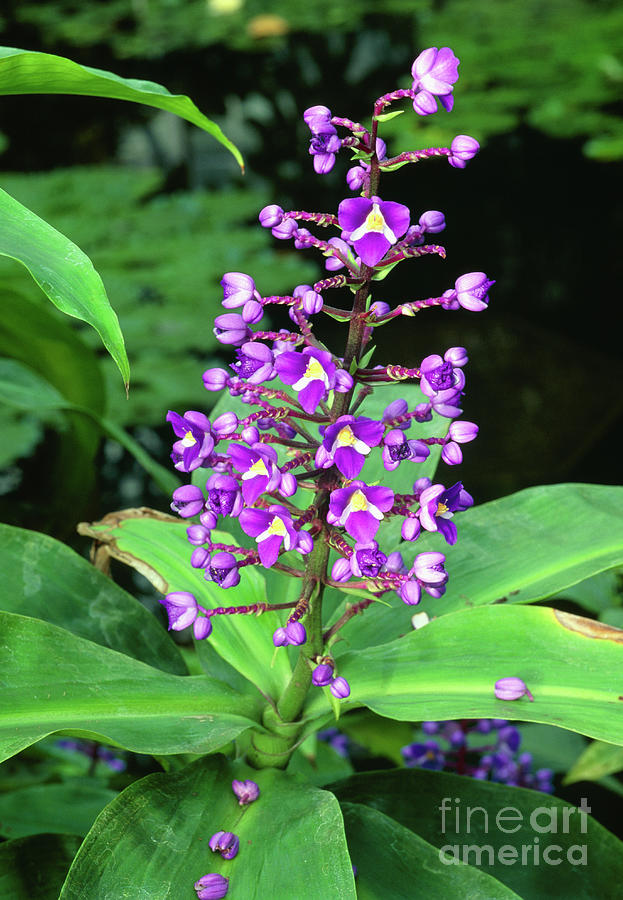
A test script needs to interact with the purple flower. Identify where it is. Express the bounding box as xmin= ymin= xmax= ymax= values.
xmin=402 ymin=739 xmax=445 ymax=769
xmin=232 ymin=779 xmax=260 ymax=805
xmin=171 ymin=484 xmax=205 ymax=518
xmin=330 ymin=676 xmax=351 ymax=699
xmin=274 ymin=347 xmax=351 ymax=414
xmin=193 ymin=616 xmax=213 ymax=640
xmin=194 ymin=873 xmax=229 ymax=900
xmin=220 ymin=272 xmax=256 ymax=308
xmin=309 ymin=121 xmax=342 ymax=174
xmin=239 ymin=505 xmax=299 ymax=567
xmin=324 ymin=236 xmax=352 ymax=271
xmin=350 ymin=541 xmax=387 ymax=577
xmin=167 ymin=410 xmax=214 ymax=473
xmin=202 ymin=367 xmax=230 ymax=392
xmin=230 ymin=341 xmax=274 ymax=383
xmin=209 ymin=831 xmax=240 ymax=860
xmin=382 ymin=429 xmax=430 ymax=471
xmin=419 ymin=210 xmax=446 ymax=233
xmin=272 ymin=218 xmax=298 ymax=240
xmin=227 ymin=443 xmax=281 ymax=505
xmin=494 ymin=677 xmax=534 ymax=702
xmin=338 ymin=196 xmax=410 ymax=267
xmin=329 ymin=481 xmax=394 ymax=543
xmin=205 ymin=552 xmax=241 ymax=589
xmin=454 ymin=272 xmax=495 ymax=312
xmin=411 ymin=551 xmax=448 ymax=589
xmin=317 ymin=415 xmax=384 ymax=478
xmin=206 ymin=473 xmax=243 ymax=518
xmin=304 ymin=105 xmax=332 ymax=126
xmin=411 ymin=47 xmax=460 ymax=115
xmin=449 ymin=135 xmax=480 ymax=169
xmin=418 ymin=481 xmax=473 ymax=545
xmin=159 ymin=591 xmax=198 ymax=631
